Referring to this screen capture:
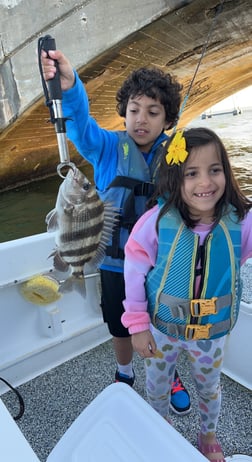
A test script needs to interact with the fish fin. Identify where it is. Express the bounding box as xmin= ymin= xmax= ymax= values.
xmin=91 ymin=202 xmax=119 ymax=266
xmin=59 ymin=276 xmax=86 ymax=297
xmin=53 ymin=252 xmax=70 ymax=272
xmin=90 ymin=245 xmax=106 ymax=268
xmin=46 ymin=209 xmax=59 ymax=231
xmin=64 ymin=204 xmax=74 ymax=215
